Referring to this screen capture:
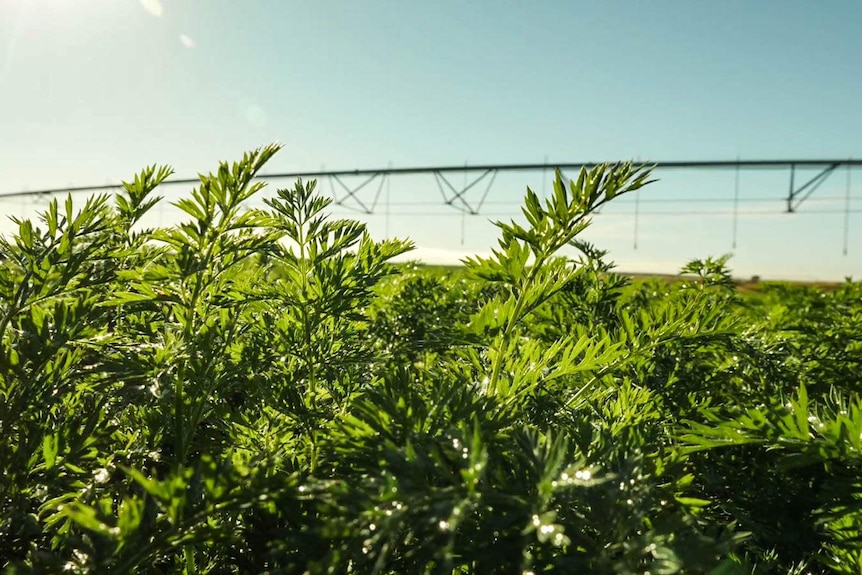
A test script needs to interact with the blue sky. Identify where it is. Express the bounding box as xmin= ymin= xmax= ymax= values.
xmin=1 ymin=0 xmax=860 ymax=279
